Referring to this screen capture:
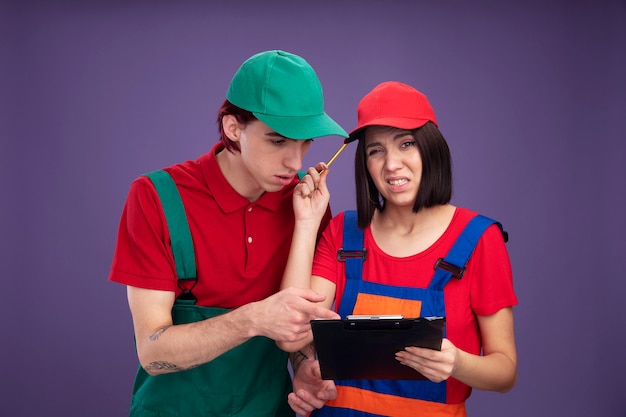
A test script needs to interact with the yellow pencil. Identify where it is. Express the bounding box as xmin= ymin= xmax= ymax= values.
xmin=325 ymin=142 xmax=348 ymax=168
